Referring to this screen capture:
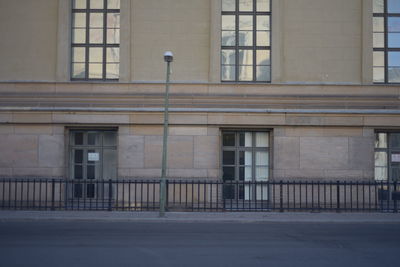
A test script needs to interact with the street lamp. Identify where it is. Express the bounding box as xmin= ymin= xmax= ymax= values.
xmin=159 ymin=51 xmax=173 ymax=217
